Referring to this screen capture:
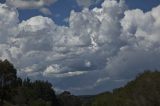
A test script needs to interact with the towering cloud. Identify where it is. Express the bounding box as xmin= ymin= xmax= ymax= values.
xmin=0 ymin=0 xmax=160 ymax=94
